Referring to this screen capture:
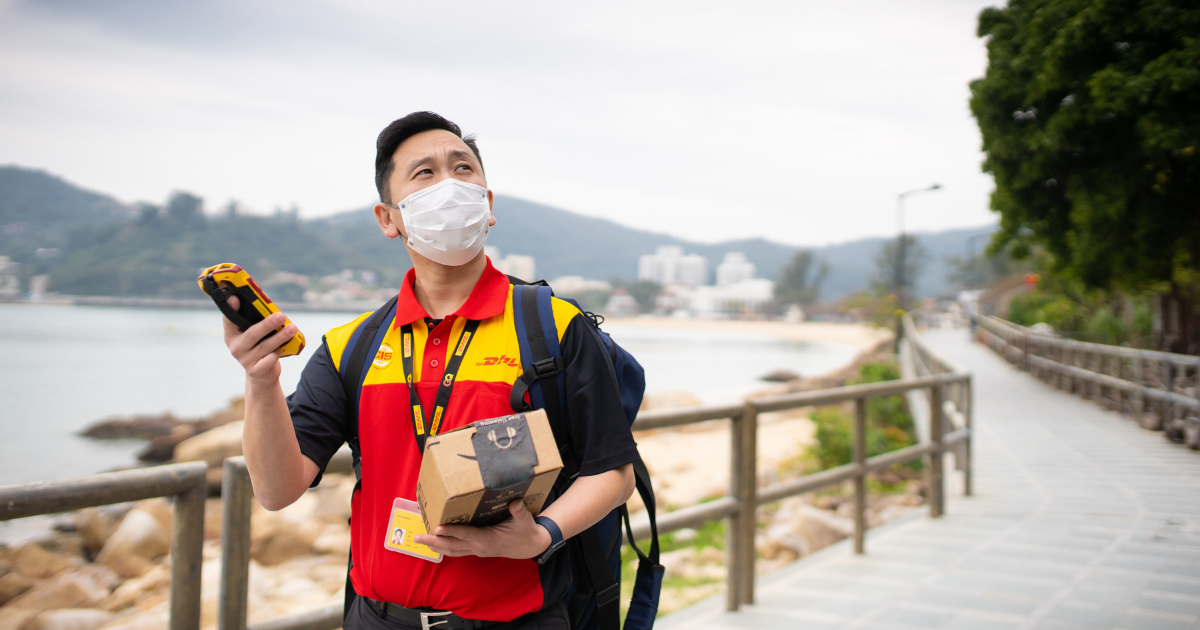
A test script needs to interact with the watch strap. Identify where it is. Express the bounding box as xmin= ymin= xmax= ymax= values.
xmin=534 ymin=515 xmax=564 ymax=564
